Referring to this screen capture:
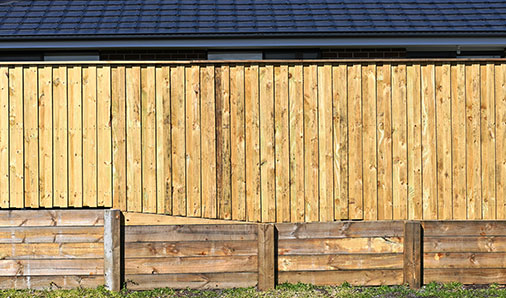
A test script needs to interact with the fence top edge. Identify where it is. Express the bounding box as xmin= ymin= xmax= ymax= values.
xmin=1 ymin=58 xmax=506 ymax=66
